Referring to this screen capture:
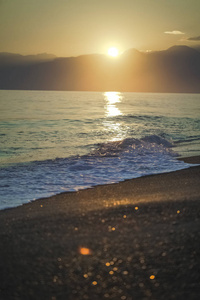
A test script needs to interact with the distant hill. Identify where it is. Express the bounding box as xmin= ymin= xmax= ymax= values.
xmin=0 ymin=52 xmax=57 ymax=66
xmin=0 ymin=46 xmax=199 ymax=93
